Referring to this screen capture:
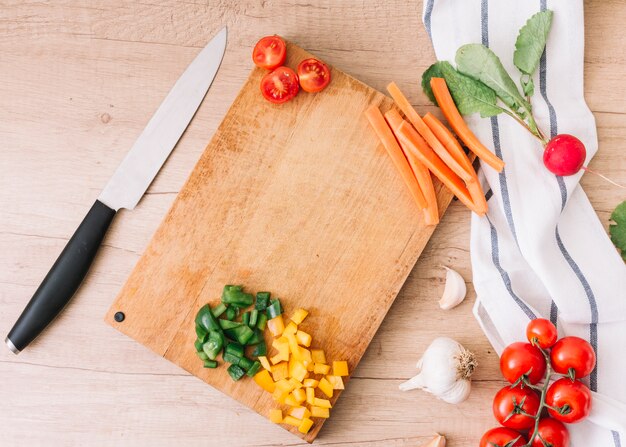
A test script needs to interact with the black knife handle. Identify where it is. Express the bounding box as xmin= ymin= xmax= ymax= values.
xmin=6 ymin=200 xmax=116 ymax=353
